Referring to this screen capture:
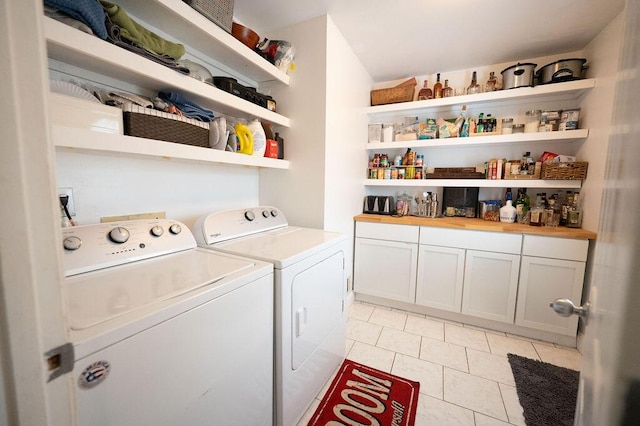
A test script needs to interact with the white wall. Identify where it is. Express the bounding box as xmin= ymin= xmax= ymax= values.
xmin=56 ymin=151 xmax=259 ymax=229
xmin=578 ymin=12 xmax=624 ymax=232
xmin=259 ymin=16 xmax=328 ymax=229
